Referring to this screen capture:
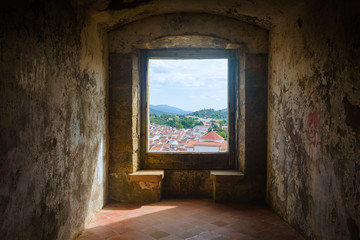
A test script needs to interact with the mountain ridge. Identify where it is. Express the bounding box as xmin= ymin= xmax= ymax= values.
xmin=188 ymin=108 xmax=227 ymax=119
xmin=150 ymin=104 xmax=227 ymax=119
xmin=150 ymin=104 xmax=192 ymax=115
